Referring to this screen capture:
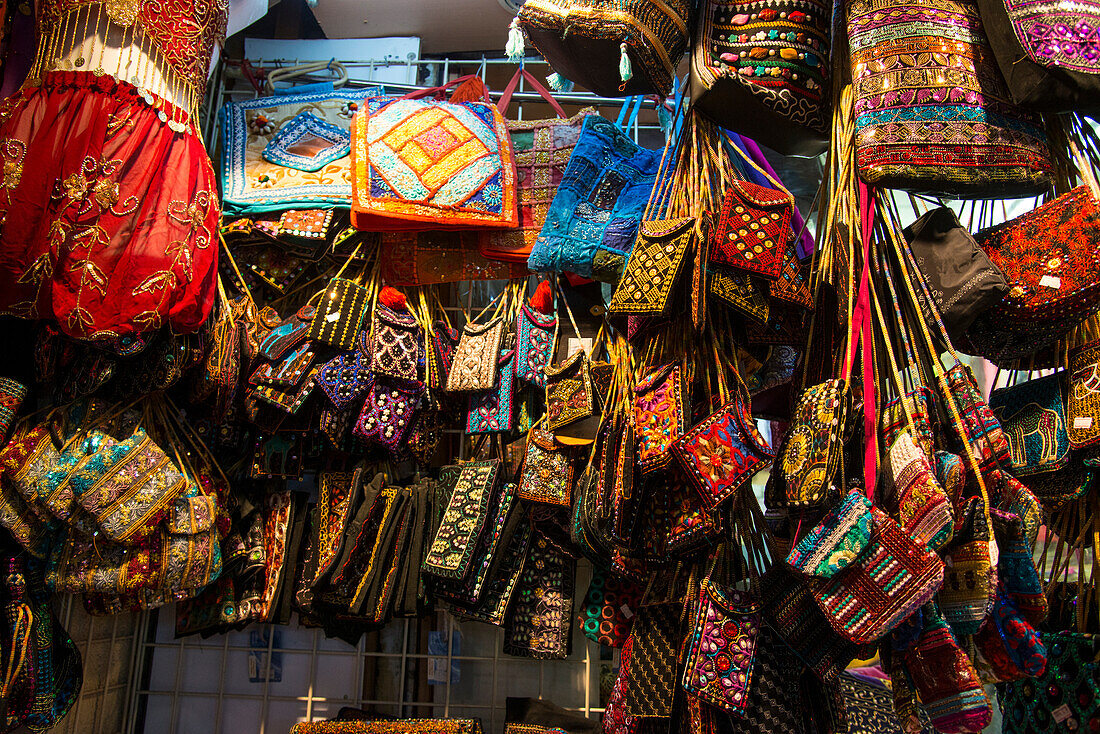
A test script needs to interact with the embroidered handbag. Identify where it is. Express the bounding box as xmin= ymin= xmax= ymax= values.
xmin=661 ymin=479 xmax=722 ymax=555
xmin=370 ymin=304 xmax=421 ymax=382
xmin=975 ymin=186 xmax=1100 ymax=332
xmin=544 ymin=350 xmax=597 ymax=431
xmin=528 ymin=114 xmax=663 ymax=281
xmin=883 ymin=431 xmax=955 ymax=551
xmin=881 ymin=387 xmax=936 ymax=457
xmin=690 ymin=0 xmax=832 ymax=156
xmin=1068 ymin=338 xmax=1100 ymax=448
xmin=681 ymin=579 xmax=760 ymax=715
xmin=790 ymin=492 xmax=945 ymax=645
xmin=515 ymin=304 xmax=557 ymax=388
xmin=997 ymin=632 xmax=1100 ymax=734
xmin=519 ymin=429 xmax=574 ymax=506
xmin=632 ymin=363 xmax=687 ymax=474
xmin=315 ymin=348 xmax=372 ymax=412
xmin=974 ymin=0 xmax=1100 ymax=114
xmin=429 ymin=320 xmax=460 ymax=391
xmin=447 ymin=317 xmax=507 ymax=393
xmin=308 ymin=277 xmax=369 ymax=350
xmin=466 ymin=349 xmax=516 ymax=434
xmin=775 ymin=378 xmax=849 ymax=508
xmin=350 ymin=77 xmax=518 ymax=231
xmin=847 ymin=0 xmax=1054 ymax=197
xmin=709 ymin=266 xmax=770 ymax=325
xmin=904 ymin=207 xmax=1010 ymax=342
xmin=423 ymin=460 xmax=500 ymax=582
xmin=518 ymin=0 xmax=692 ymax=97
xmin=431 ymin=481 xmax=518 ymax=605
xmin=609 ymin=218 xmax=698 ymax=316
xmin=380 ymin=231 xmax=528 ymax=286
xmin=671 ymin=390 xmax=773 ymax=508
xmin=710 ymin=179 xmax=794 ymax=280
xmin=622 ymin=602 xmax=680 ymax=718
xmin=353 ymin=379 xmax=425 ymax=453
xmin=989 ymin=373 xmax=1071 ymax=476
xmin=504 ymin=531 xmax=576 ymax=659
xmin=221 ymin=86 xmax=382 ymax=215
xmin=481 ymin=70 xmax=595 ymax=263
xmin=946 ymin=363 xmax=1011 ymax=473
